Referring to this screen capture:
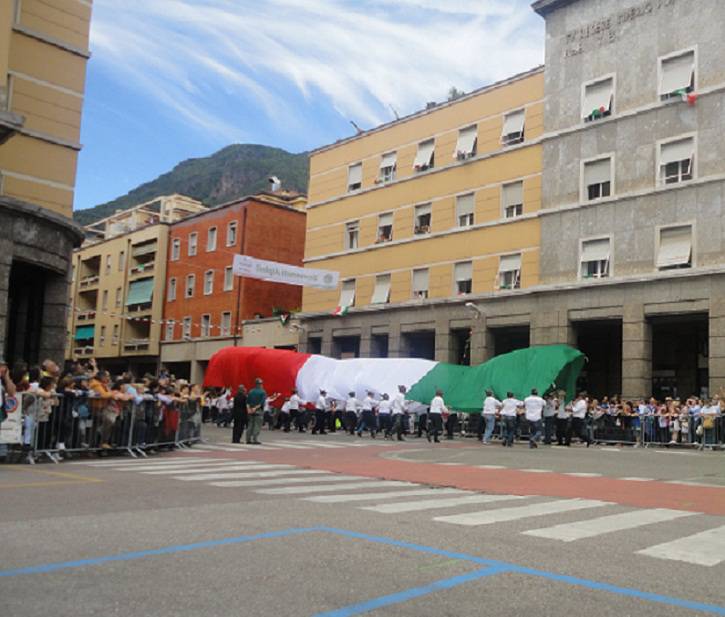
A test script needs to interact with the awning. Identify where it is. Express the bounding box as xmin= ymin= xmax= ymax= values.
xmin=583 ymin=78 xmax=613 ymax=116
xmin=413 ymin=139 xmax=435 ymax=168
xmin=657 ymin=226 xmax=692 ymax=268
xmin=75 ymin=325 xmax=95 ymax=340
xmin=126 ymin=278 xmax=154 ymax=305
xmin=660 ymin=51 xmax=694 ymax=94
xmin=371 ymin=274 xmax=391 ymax=304
xmin=455 ymin=125 xmax=477 ymax=157
xmin=581 ymin=238 xmax=610 ymax=262
xmin=499 ymin=253 xmax=522 ymax=273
